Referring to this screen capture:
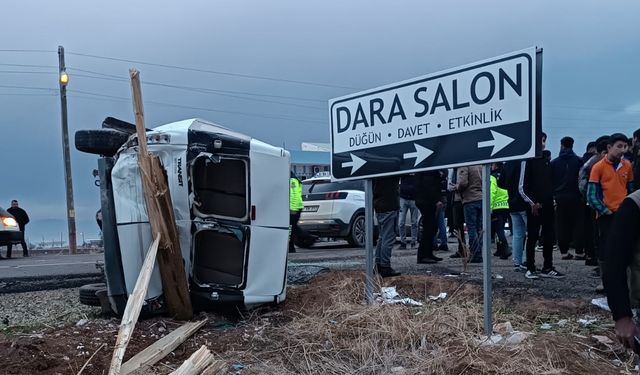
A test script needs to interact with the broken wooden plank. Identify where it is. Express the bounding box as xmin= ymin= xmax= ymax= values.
xmin=169 ymin=345 xmax=215 ymax=375
xmin=108 ymin=233 xmax=161 ymax=375
xmin=130 ymin=69 xmax=193 ymax=321
xmin=120 ymin=319 xmax=207 ymax=375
